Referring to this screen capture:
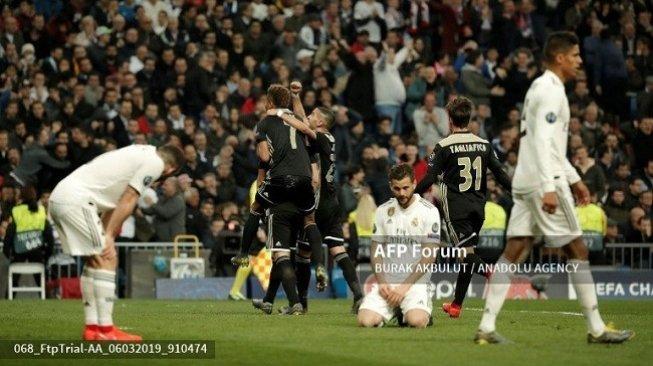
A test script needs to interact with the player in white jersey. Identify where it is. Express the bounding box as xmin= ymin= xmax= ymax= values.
xmin=49 ymin=144 xmax=184 ymax=341
xmin=357 ymin=164 xmax=441 ymax=328
xmin=475 ymin=32 xmax=633 ymax=344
